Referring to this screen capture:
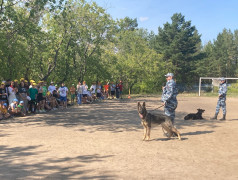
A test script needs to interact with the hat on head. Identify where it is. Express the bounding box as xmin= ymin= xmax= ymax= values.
xmin=20 ymin=78 xmax=25 ymax=81
xmin=30 ymin=80 xmax=35 ymax=83
xmin=14 ymin=79 xmax=18 ymax=82
xmin=165 ymin=73 xmax=174 ymax=77
xmin=13 ymin=99 xmax=18 ymax=102
xmin=33 ymin=83 xmax=37 ymax=86
xmin=51 ymin=81 xmax=54 ymax=84
xmin=1 ymin=82 xmax=5 ymax=85
xmin=3 ymin=103 xmax=7 ymax=106
xmin=20 ymin=101 xmax=24 ymax=104
xmin=24 ymin=80 xmax=28 ymax=83
xmin=220 ymin=77 xmax=226 ymax=81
